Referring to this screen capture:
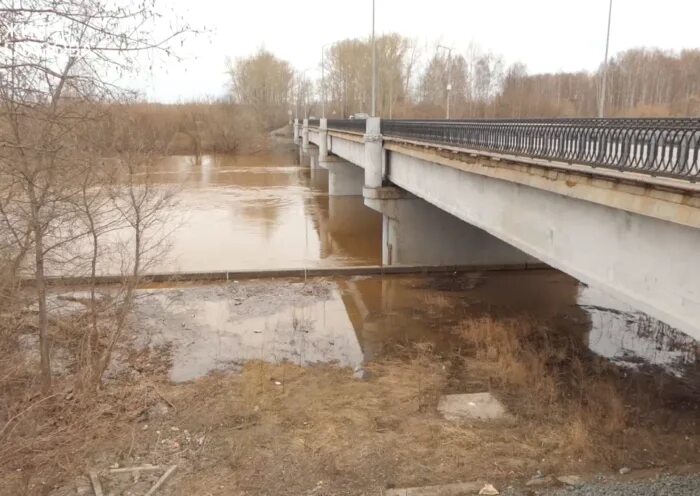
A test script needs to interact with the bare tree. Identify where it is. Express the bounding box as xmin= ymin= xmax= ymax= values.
xmin=0 ymin=0 xmax=191 ymax=392
xmin=229 ymin=49 xmax=293 ymax=128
